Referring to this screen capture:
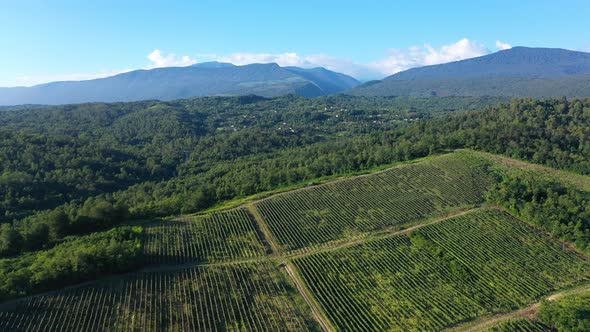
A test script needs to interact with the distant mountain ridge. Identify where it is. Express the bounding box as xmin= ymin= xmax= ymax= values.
xmin=0 ymin=62 xmax=360 ymax=105
xmin=349 ymin=47 xmax=590 ymax=97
